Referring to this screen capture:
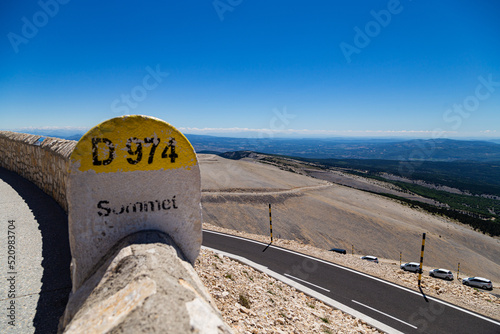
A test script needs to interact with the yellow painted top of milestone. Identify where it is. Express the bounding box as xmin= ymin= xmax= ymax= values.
xmin=70 ymin=115 xmax=197 ymax=173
